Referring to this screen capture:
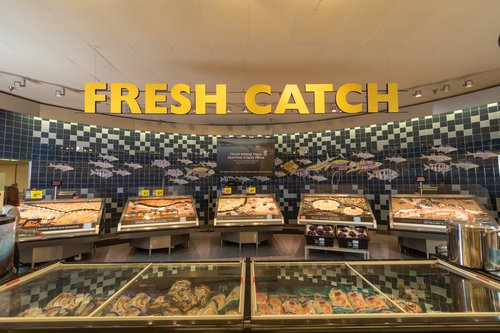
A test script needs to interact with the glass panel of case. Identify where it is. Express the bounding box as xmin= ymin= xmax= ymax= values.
xmin=96 ymin=262 xmax=244 ymax=317
xmin=252 ymin=262 xmax=401 ymax=316
xmin=0 ymin=264 xmax=145 ymax=318
xmin=349 ymin=262 xmax=500 ymax=313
